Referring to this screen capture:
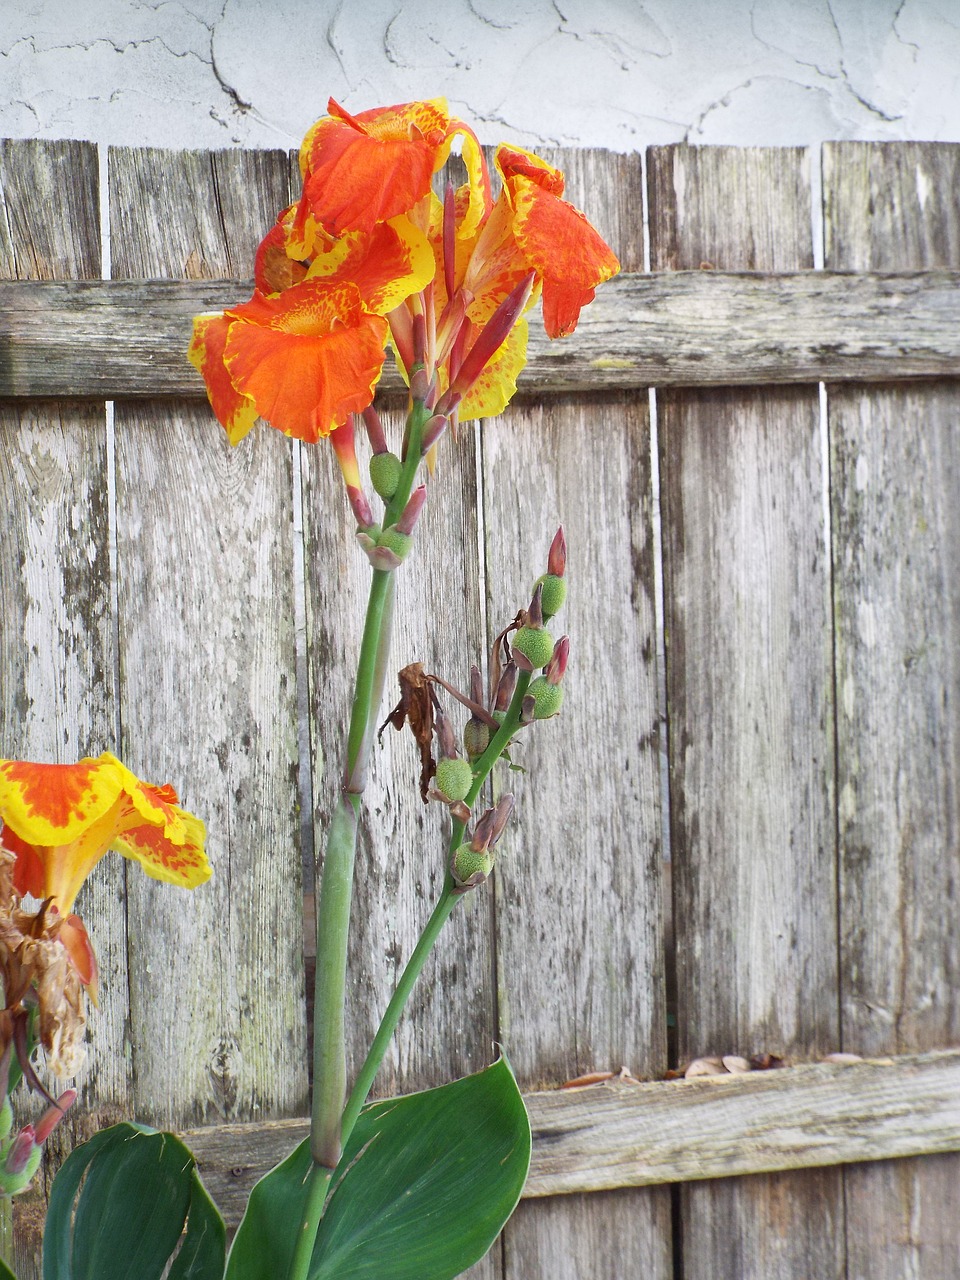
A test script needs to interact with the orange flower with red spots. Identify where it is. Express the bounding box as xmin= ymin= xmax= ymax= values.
xmin=0 ymin=753 xmax=209 ymax=1076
